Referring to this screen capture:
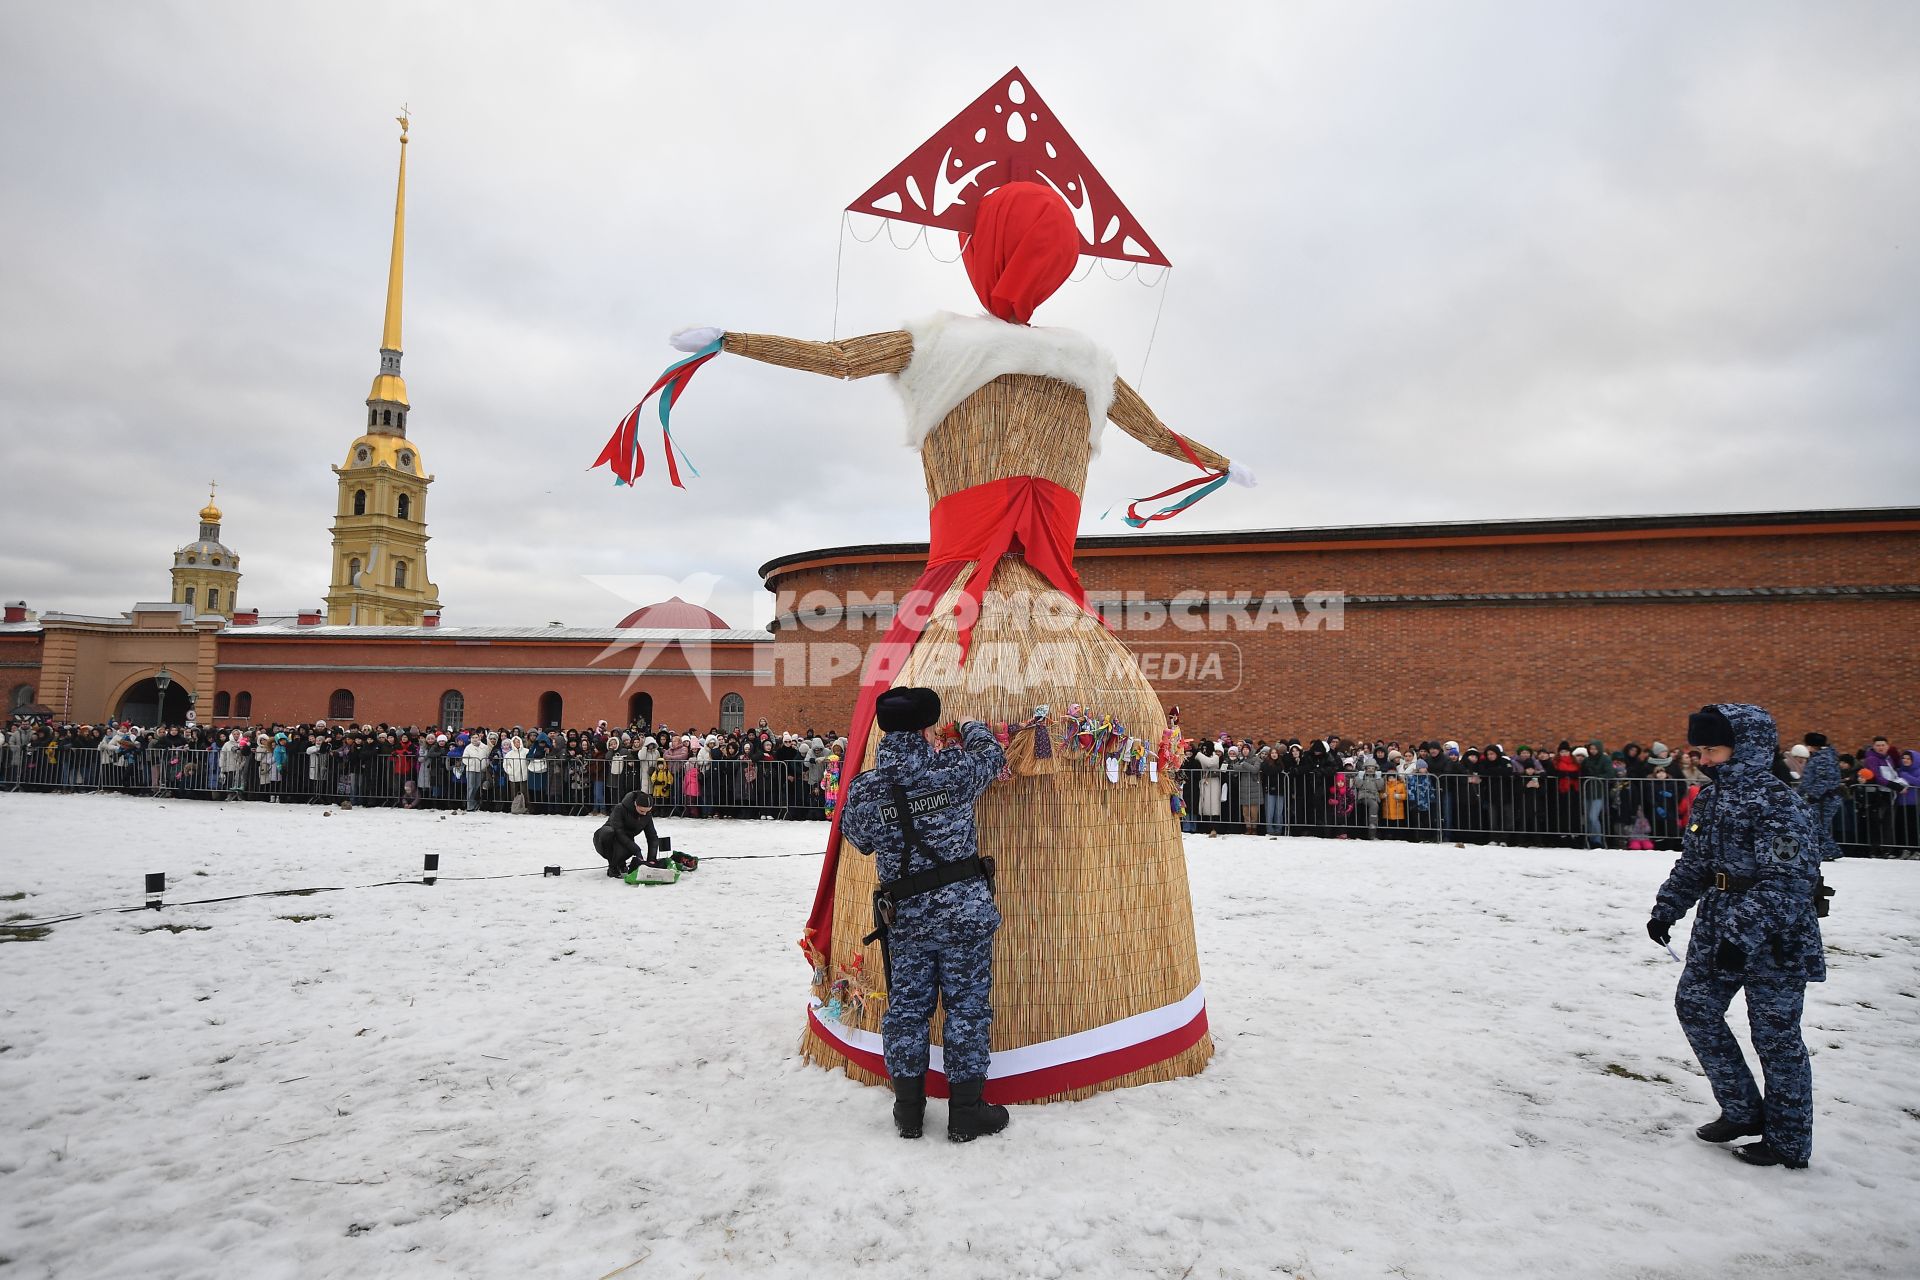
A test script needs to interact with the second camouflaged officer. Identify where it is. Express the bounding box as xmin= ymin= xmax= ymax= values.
xmin=1647 ymin=703 xmax=1826 ymax=1169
